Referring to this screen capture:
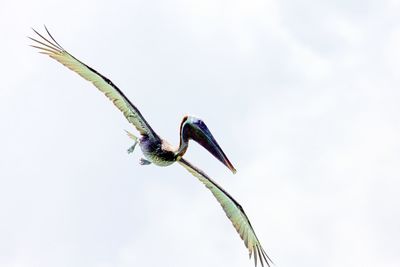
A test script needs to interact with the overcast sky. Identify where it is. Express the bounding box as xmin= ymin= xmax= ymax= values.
xmin=1 ymin=0 xmax=400 ymax=267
